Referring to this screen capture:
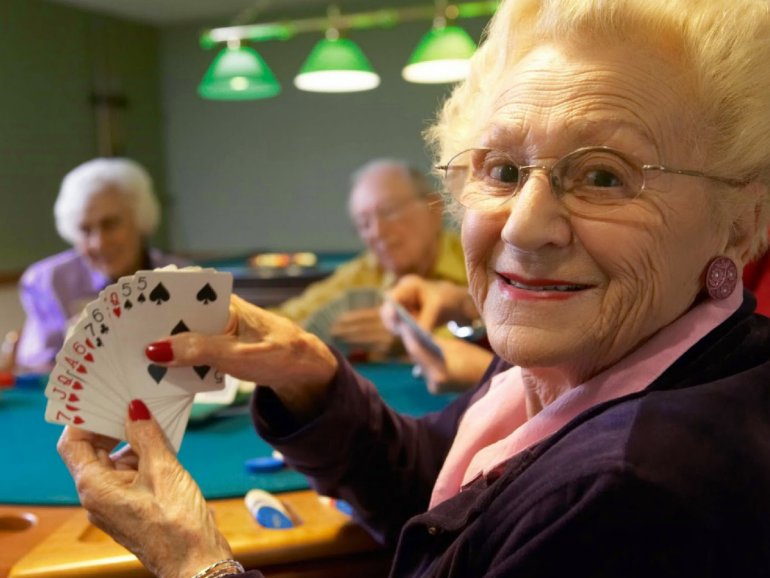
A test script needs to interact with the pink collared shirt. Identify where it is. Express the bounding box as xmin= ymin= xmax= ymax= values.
xmin=430 ymin=286 xmax=743 ymax=508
